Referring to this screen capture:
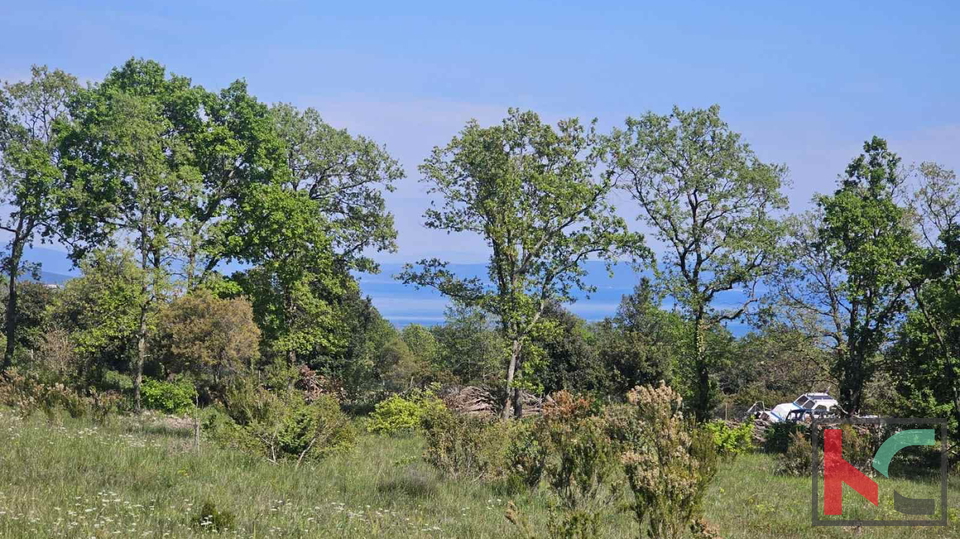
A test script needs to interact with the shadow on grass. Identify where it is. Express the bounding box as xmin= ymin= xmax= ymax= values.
xmin=122 ymin=421 xmax=195 ymax=439
xmin=376 ymin=466 xmax=440 ymax=499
